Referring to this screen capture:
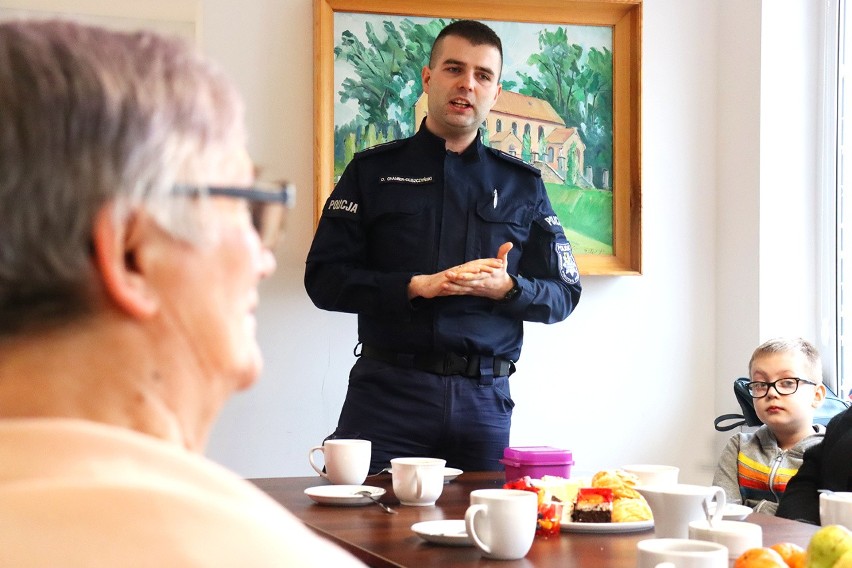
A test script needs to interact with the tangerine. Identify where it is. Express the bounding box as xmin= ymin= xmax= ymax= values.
xmin=733 ymin=547 xmax=788 ymax=568
xmin=769 ymin=542 xmax=806 ymax=568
